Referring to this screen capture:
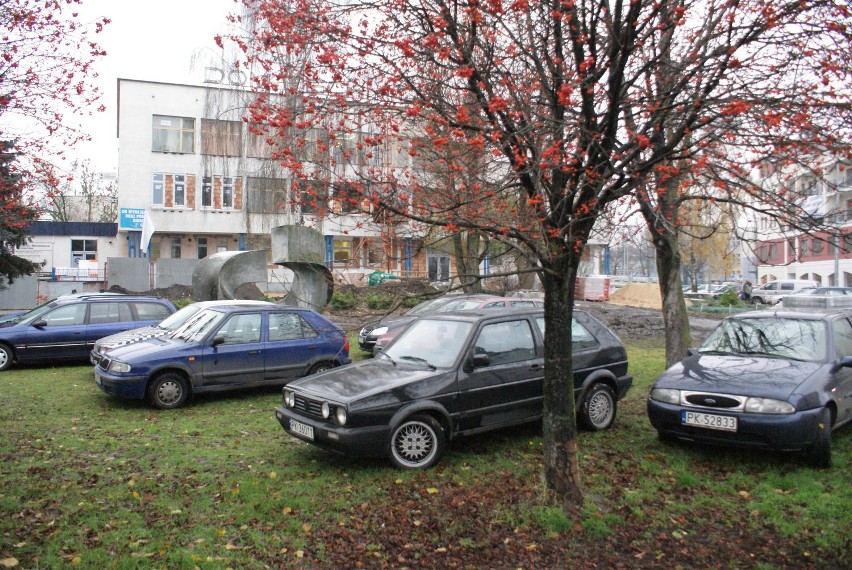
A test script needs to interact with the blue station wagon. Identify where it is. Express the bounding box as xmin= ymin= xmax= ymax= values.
xmin=0 ymin=293 xmax=176 ymax=371
xmin=95 ymin=304 xmax=351 ymax=409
